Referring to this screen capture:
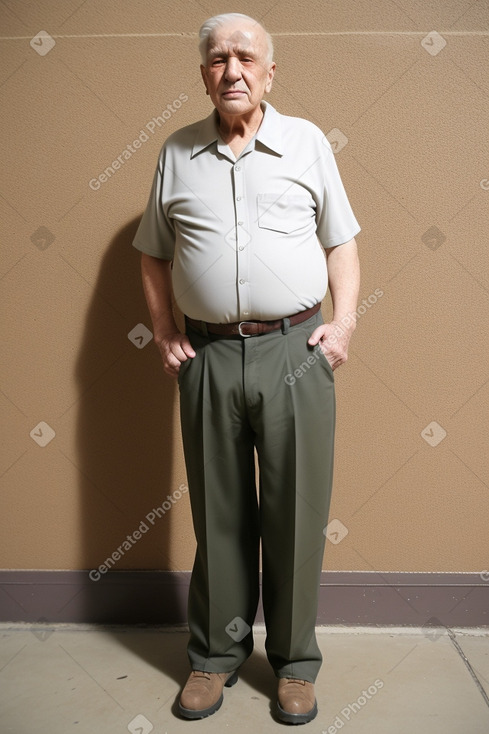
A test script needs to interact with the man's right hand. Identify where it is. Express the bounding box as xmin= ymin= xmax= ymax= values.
xmin=156 ymin=332 xmax=196 ymax=378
